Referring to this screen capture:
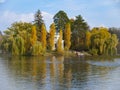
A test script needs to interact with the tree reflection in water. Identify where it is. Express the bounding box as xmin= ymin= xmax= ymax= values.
xmin=0 ymin=55 xmax=119 ymax=90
